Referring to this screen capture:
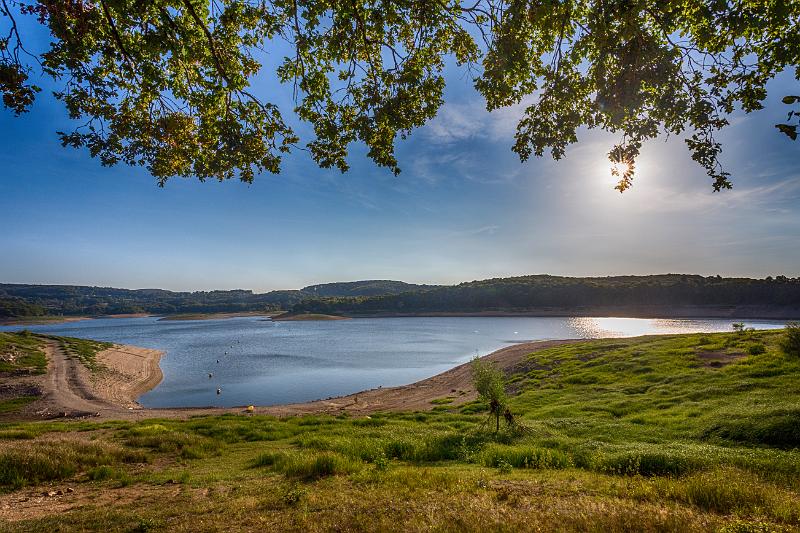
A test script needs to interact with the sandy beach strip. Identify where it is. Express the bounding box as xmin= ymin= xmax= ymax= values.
xmin=84 ymin=345 xmax=164 ymax=408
